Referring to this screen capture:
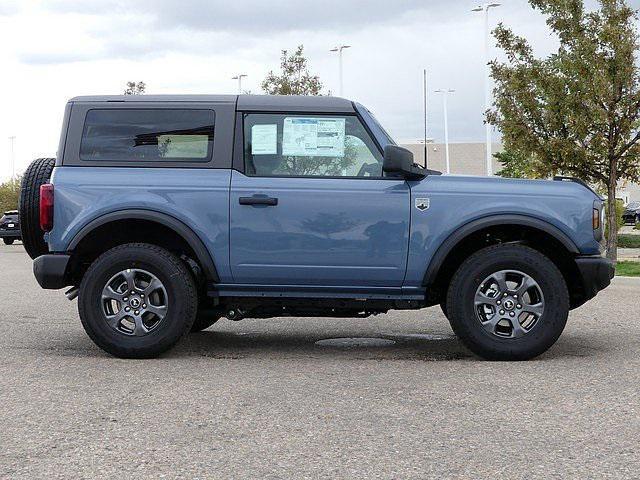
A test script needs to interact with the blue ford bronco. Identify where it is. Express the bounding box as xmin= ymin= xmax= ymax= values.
xmin=20 ymin=95 xmax=614 ymax=360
